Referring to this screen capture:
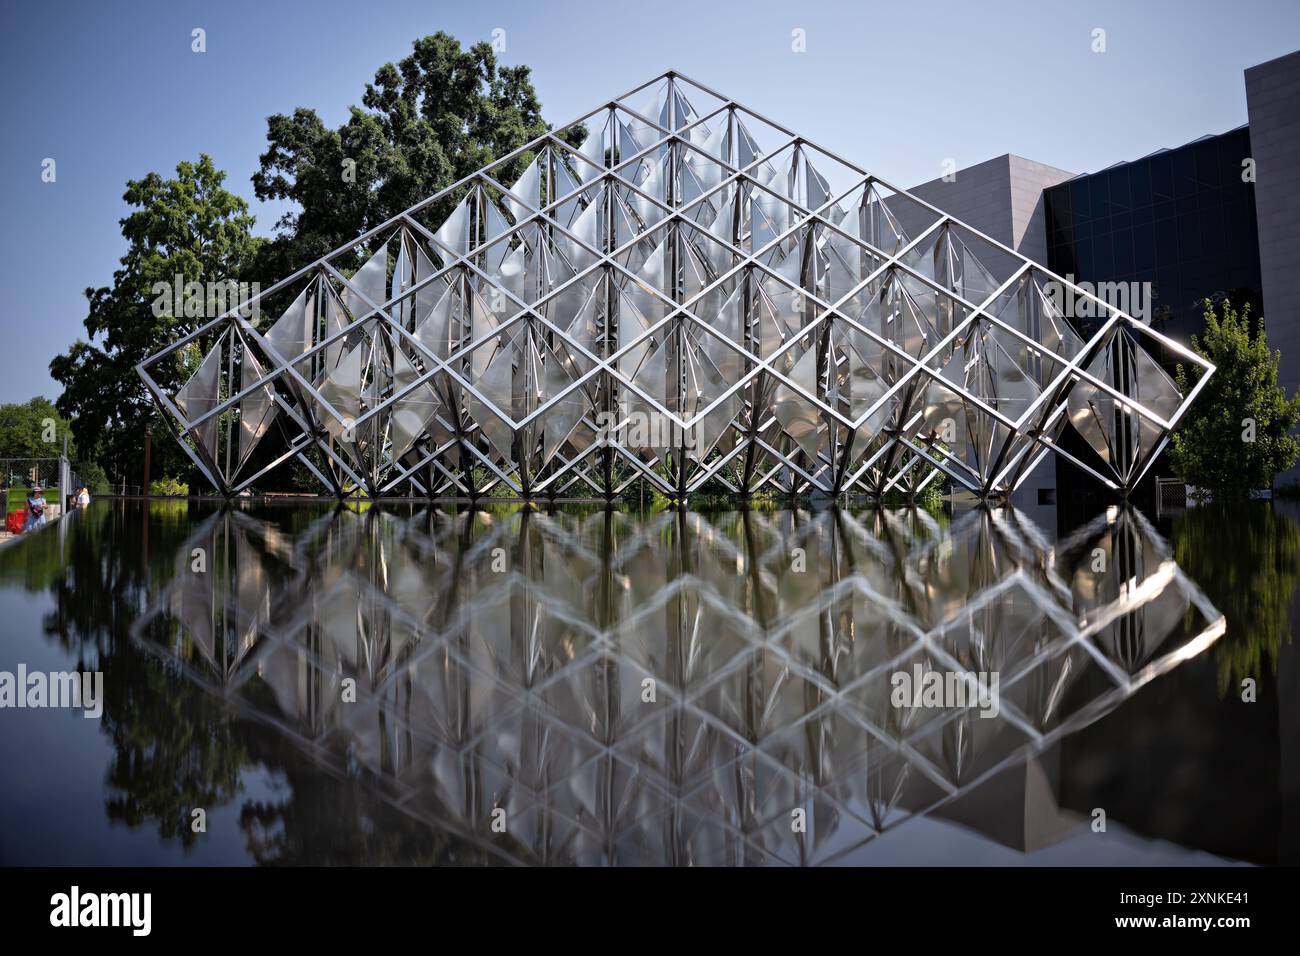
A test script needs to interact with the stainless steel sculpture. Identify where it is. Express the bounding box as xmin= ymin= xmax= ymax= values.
xmin=131 ymin=503 xmax=1225 ymax=864
xmin=138 ymin=72 xmax=1215 ymax=499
